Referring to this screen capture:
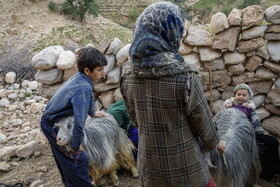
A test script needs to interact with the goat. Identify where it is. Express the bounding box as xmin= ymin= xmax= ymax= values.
xmin=54 ymin=113 xmax=138 ymax=186
xmin=208 ymin=107 xmax=261 ymax=187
